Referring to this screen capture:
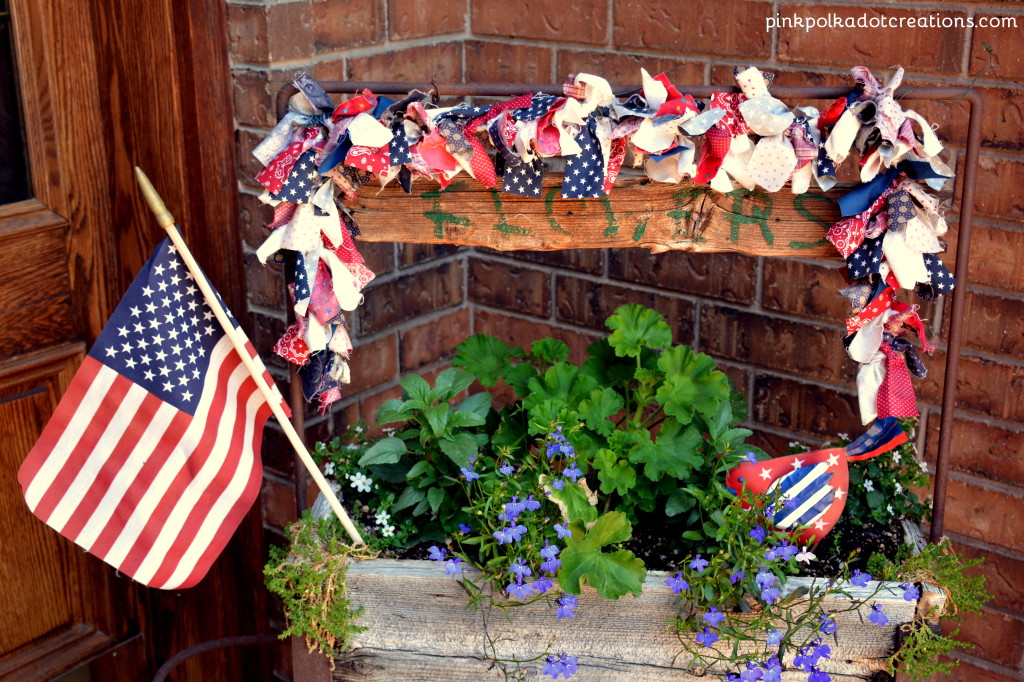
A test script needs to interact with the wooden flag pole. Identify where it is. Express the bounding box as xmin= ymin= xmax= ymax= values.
xmin=134 ymin=167 xmax=365 ymax=546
